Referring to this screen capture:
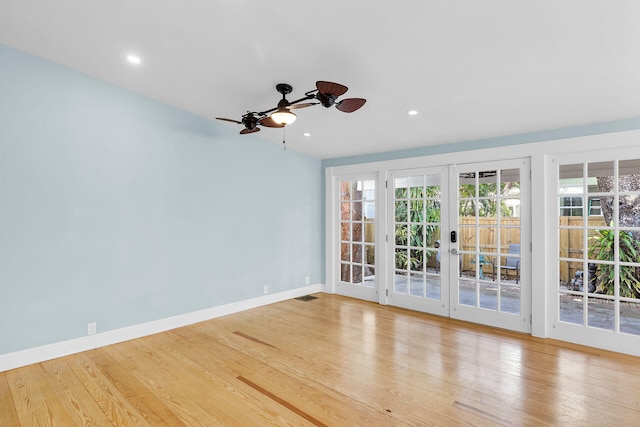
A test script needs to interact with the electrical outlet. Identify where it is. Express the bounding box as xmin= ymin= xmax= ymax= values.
xmin=264 ymin=285 xmax=269 ymax=294
xmin=305 ymin=276 xmax=310 ymax=285
xmin=87 ymin=322 xmax=97 ymax=336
